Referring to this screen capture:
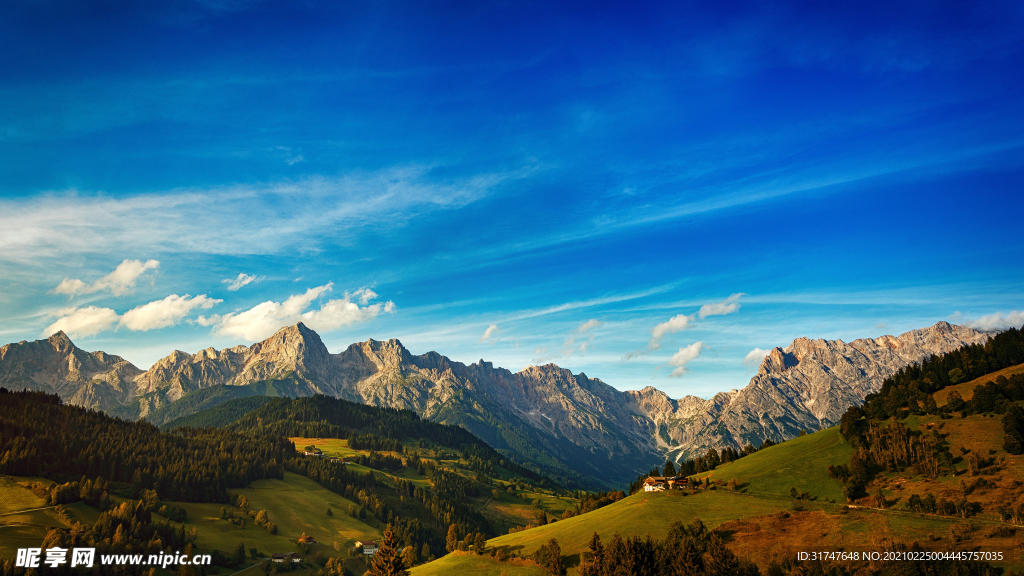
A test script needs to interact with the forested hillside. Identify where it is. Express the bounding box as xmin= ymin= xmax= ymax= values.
xmin=159 ymin=395 xmax=275 ymax=430
xmin=227 ymin=395 xmax=545 ymax=482
xmin=0 ymin=388 xmax=291 ymax=502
